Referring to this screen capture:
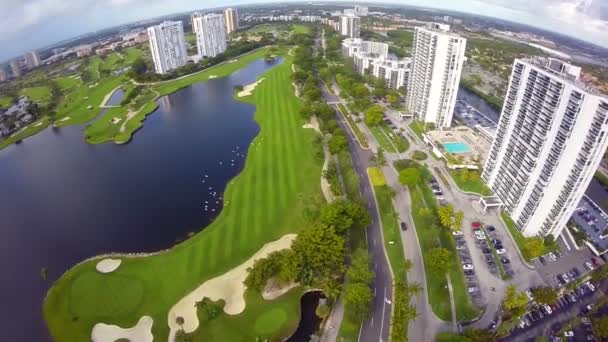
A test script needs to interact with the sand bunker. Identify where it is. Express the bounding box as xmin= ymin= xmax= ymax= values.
xmin=228 ymin=59 xmax=238 ymax=63
xmin=167 ymin=234 xmax=297 ymax=341
xmin=34 ymin=122 xmax=43 ymax=127
xmin=209 ymin=75 xmax=218 ymax=79
xmin=237 ymin=78 xmax=265 ymax=98
xmin=59 ymin=117 xmax=70 ymax=122
xmin=262 ymin=280 xmax=298 ymax=300
xmin=96 ymin=259 xmax=122 ymax=273
xmin=92 ymin=315 xmax=153 ymax=342
xmin=111 ymin=118 xmax=121 ymax=124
